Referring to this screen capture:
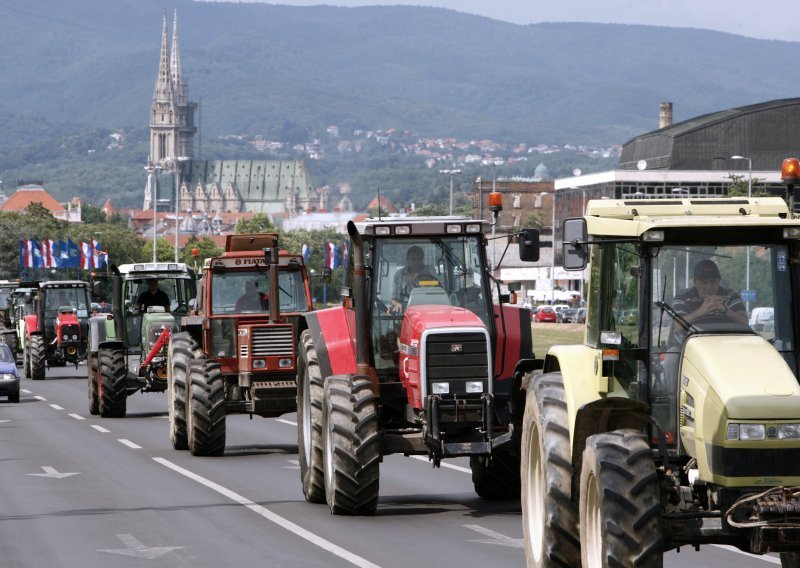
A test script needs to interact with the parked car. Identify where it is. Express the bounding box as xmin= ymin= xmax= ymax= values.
xmin=533 ymin=305 xmax=557 ymax=323
xmin=575 ymin=307 xmax=587 ymax=324
xmin=0 ymin=343 xmax=19 ymax=402
xmin=558 ymin=308 xmax=578 ymax=323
